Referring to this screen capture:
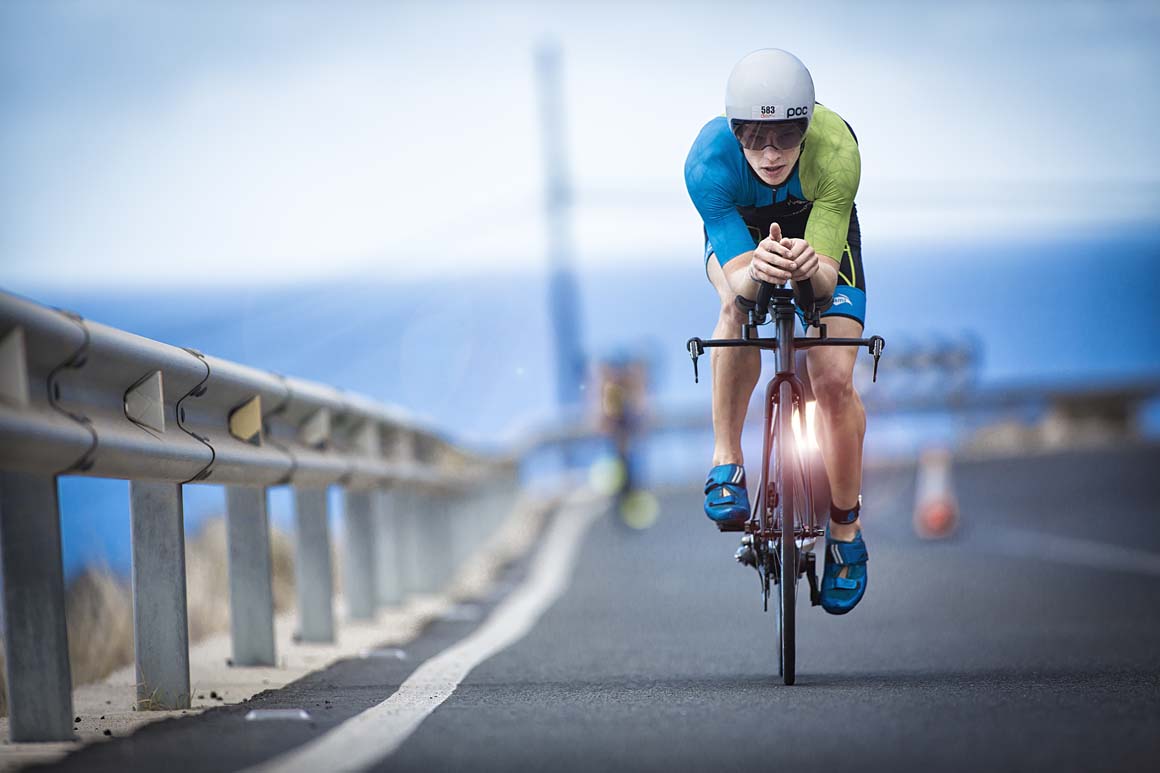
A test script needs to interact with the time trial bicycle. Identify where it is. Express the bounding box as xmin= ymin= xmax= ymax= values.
xmin=686 ymin=279 xmax=884 ymax=685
